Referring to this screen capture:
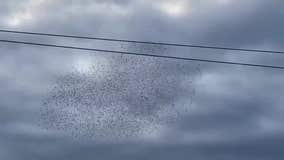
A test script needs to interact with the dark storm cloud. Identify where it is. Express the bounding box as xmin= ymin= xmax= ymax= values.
xmin=1 ymin=0 xmax=284 ymax=159
xmin=1 ymin=130 xmax=284 ymax=160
